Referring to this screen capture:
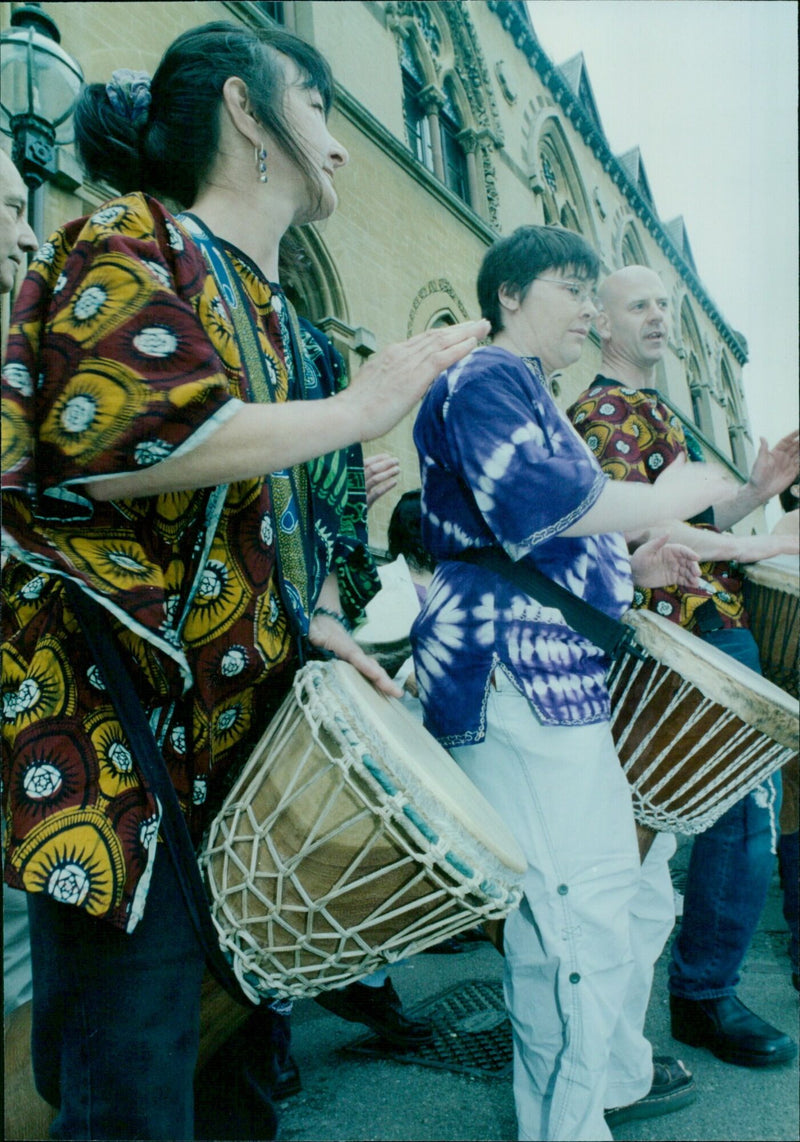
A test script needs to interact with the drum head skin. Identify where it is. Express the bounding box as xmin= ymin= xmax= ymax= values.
xmin=334 ymin=662 xmax=526 ymax=874
xmin=622 ymin=610 xmax=798 ymax=751
xmin=742 ymin=554 xmax=800 ymax=595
